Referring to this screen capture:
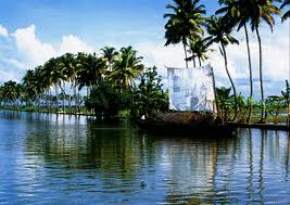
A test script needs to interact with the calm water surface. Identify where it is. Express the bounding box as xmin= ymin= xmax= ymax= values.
xmin=0 ymin=111 xmax=289 ymax=205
